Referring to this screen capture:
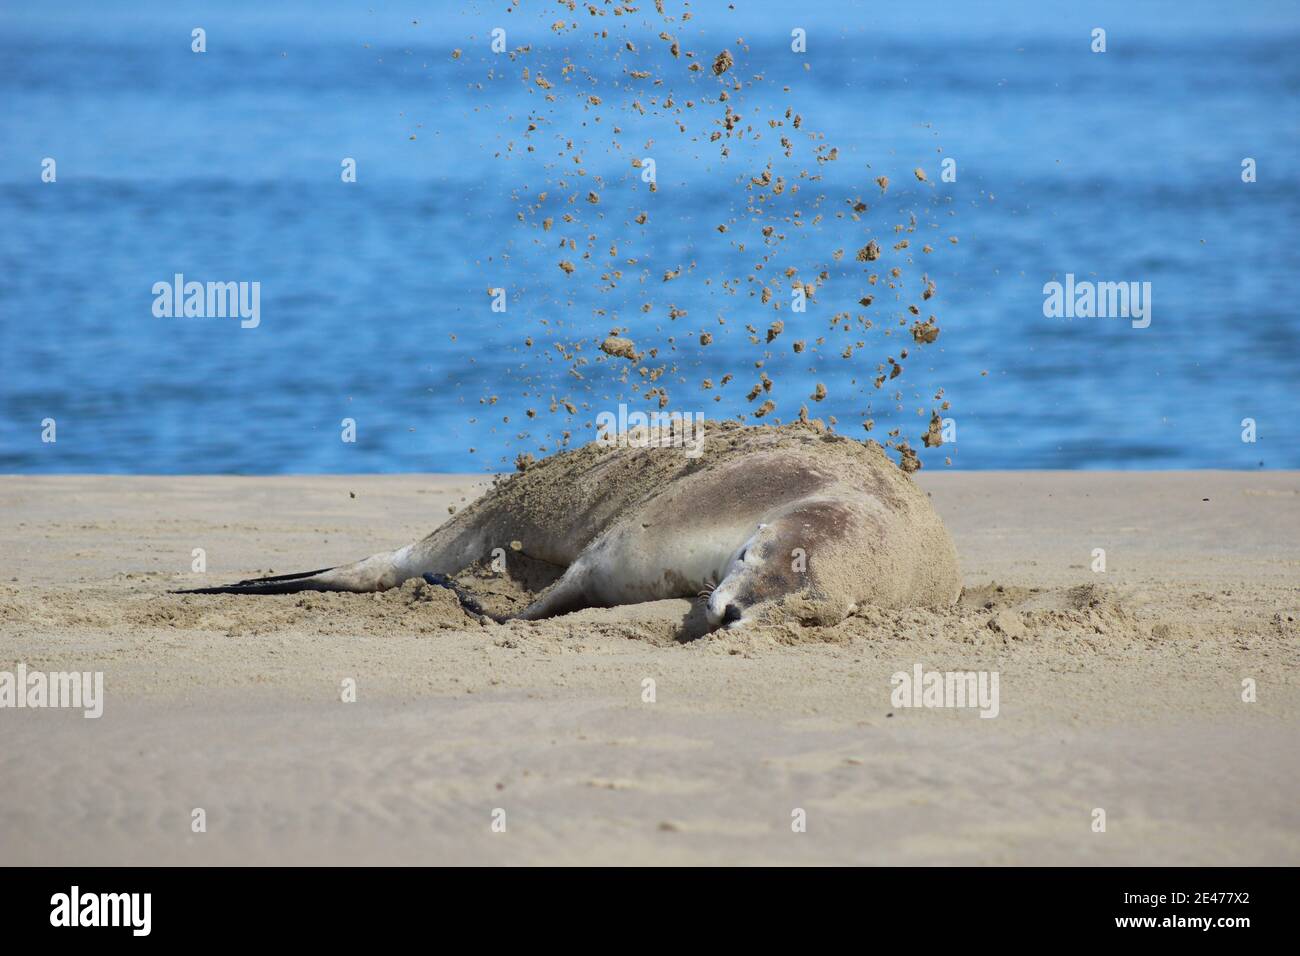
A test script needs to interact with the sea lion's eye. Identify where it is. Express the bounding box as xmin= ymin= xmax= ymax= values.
xmin=739 ymin=549 xmax=748 ymax=562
